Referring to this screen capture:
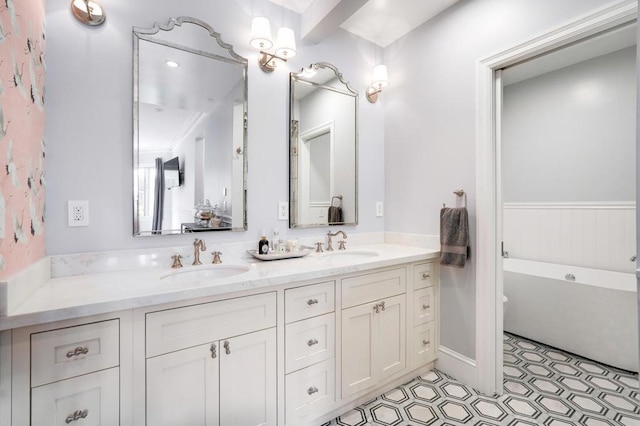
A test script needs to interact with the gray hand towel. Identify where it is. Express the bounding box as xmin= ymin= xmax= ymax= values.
xmin=328 ymin=206 xmax=343 ymax=224
xmin=440 ymin=207 xmax=470 ymax=268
